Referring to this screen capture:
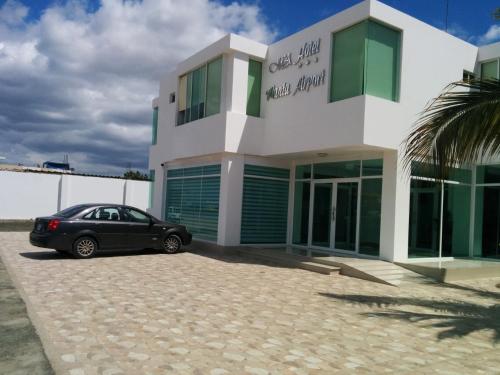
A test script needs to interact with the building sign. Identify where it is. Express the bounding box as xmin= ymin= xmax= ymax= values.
xmin=266 ymin=38 xmax=325 ymax=100
xmin=269 ymin=39 xmax=321 ymax=73
xmin=266 ymin=70 xmax=326 ymax=100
